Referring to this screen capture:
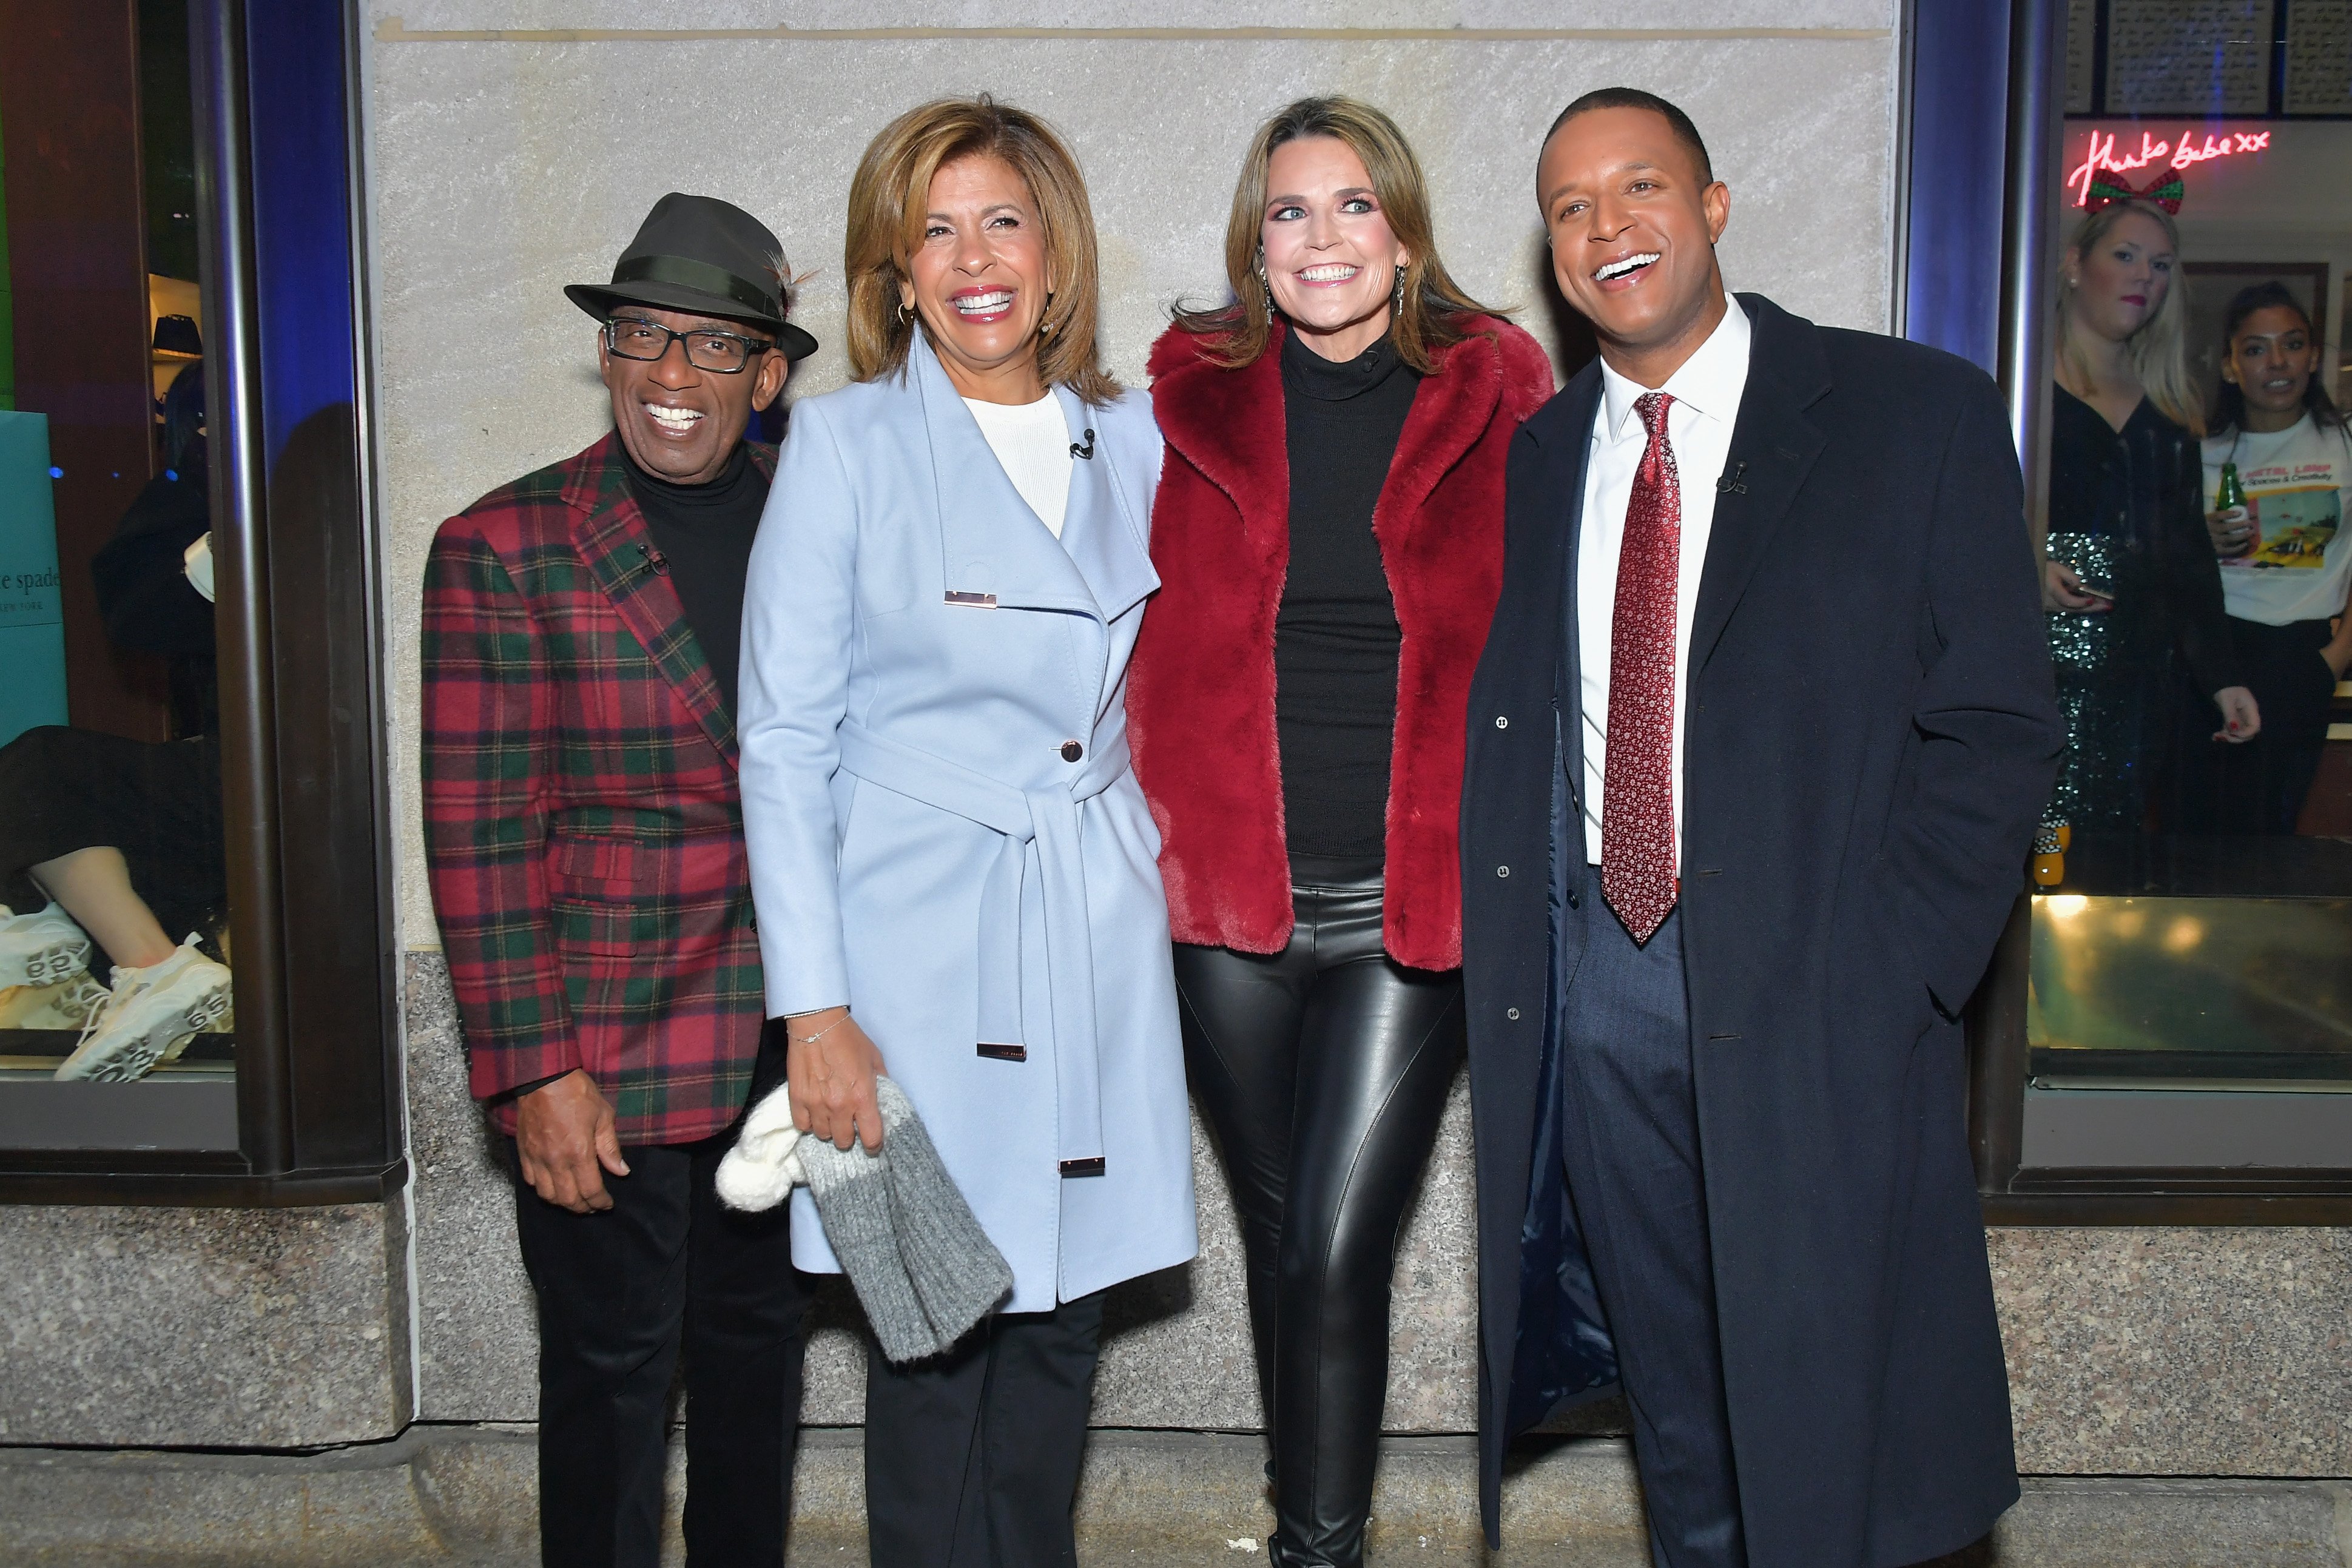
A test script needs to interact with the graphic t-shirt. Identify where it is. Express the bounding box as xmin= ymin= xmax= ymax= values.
xmin=2201 ymin=414 xmax=2352 ymax=625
